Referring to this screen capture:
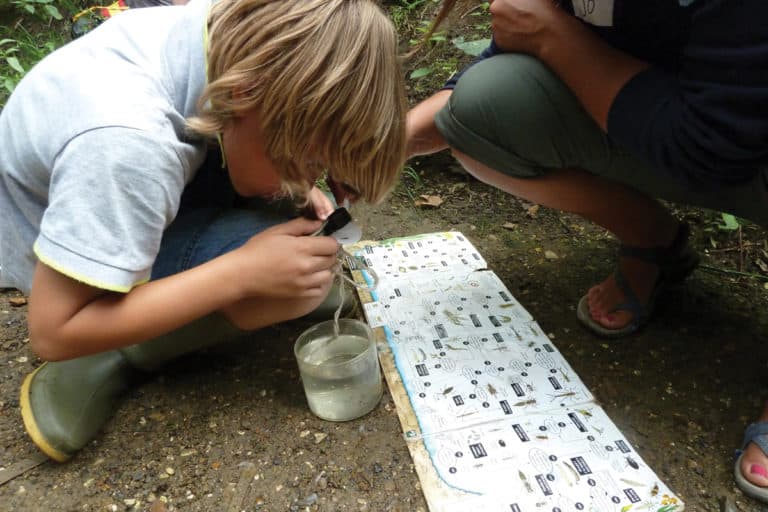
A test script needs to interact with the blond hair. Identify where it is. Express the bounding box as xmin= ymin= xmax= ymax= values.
xmin=187 ymin=0 xmax=407 ymax=204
